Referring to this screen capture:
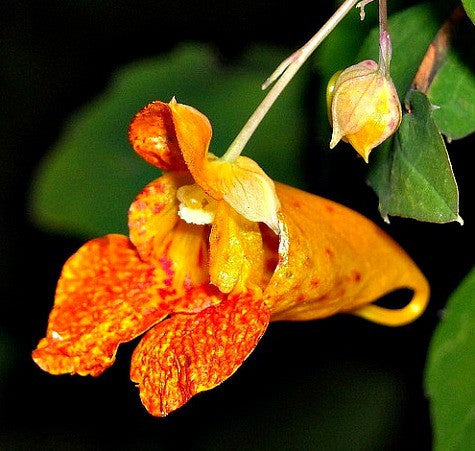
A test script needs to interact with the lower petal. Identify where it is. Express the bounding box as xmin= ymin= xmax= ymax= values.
xmin=130 ymin=291 xmax=270 ymax=417
xmin=32 ymin=235 xmax=170 ymax=376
